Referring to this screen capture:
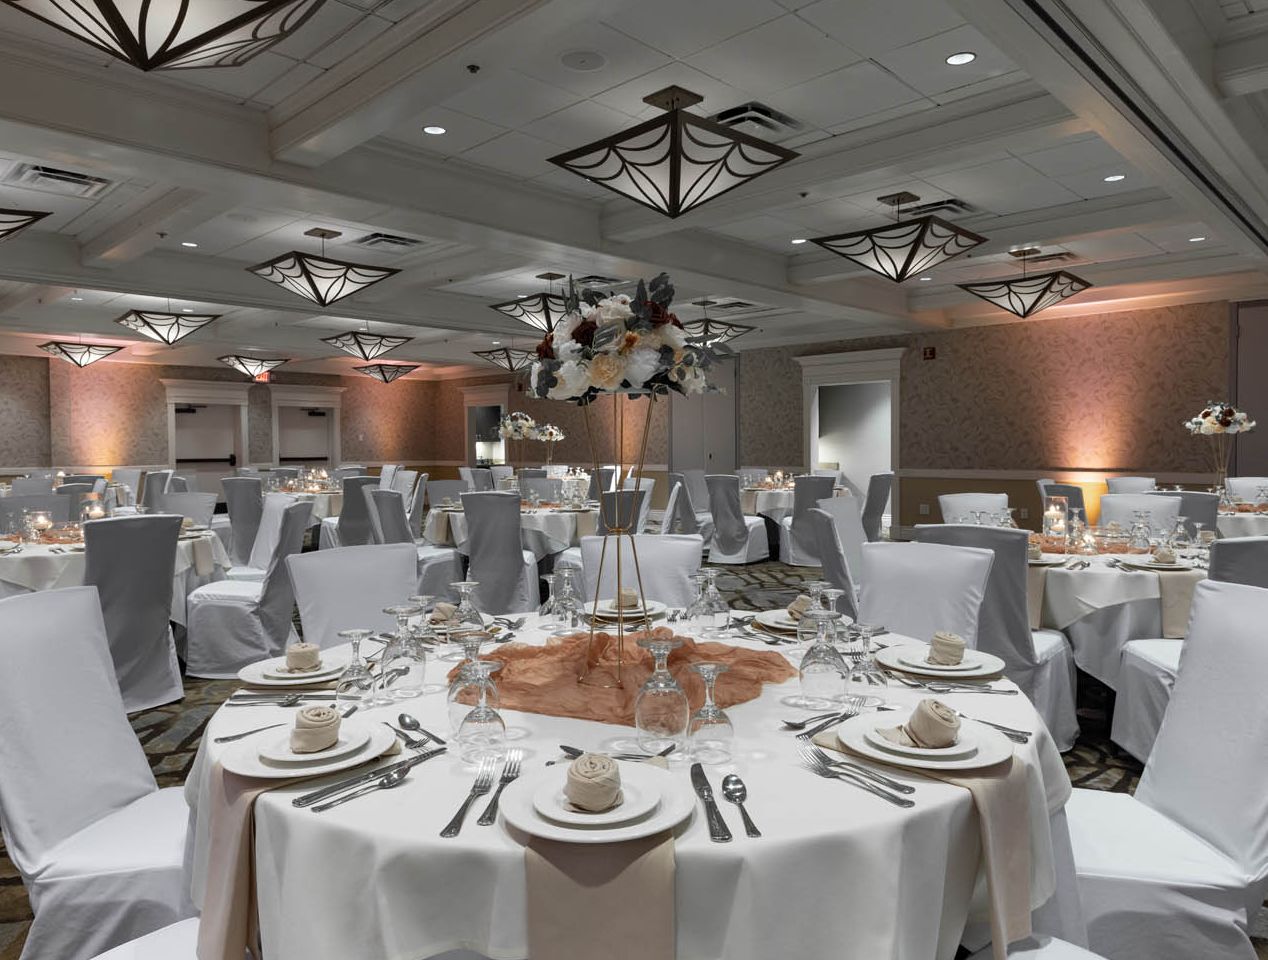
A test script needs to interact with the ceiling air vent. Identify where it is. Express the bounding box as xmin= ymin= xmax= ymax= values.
xmin=574 ymin=274 xmax=628 ymax=287
xmin=7 ymin=163 xmax=113 ymax=198
xmin=710 ymin=102 xmax=804 ymax=142
xmin=350 ymin=232 xmax=424 ymax=252
xmin=1008 ymin=247 xmax=1084 ymax=266
xmin=906 ymin=197 xmax=976 ymax=218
